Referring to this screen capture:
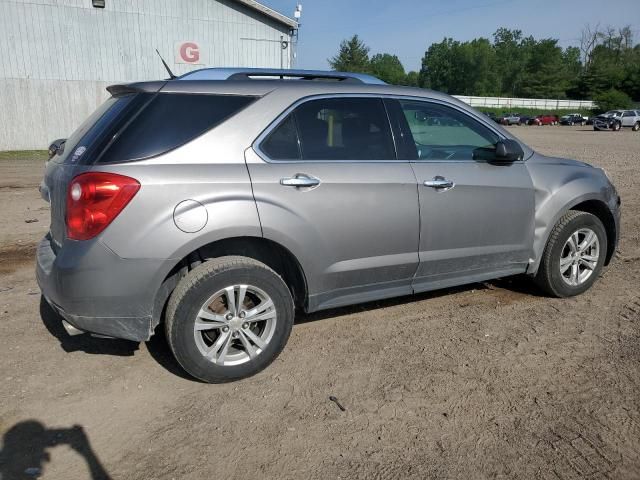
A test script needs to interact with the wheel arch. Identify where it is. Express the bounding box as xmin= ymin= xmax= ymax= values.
xmin=151 ymin=236 xmax=309 ymax=331
xmin=528 ymin=193 xmax=617 ymax=275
